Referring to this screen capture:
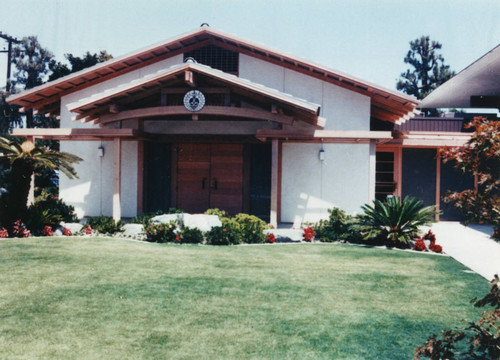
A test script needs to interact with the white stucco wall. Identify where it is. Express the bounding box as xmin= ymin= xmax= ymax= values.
xmin=281 ymin=143 xmax=371 ymax=225
xmin=59 ymin=55 xmax=183 ymax=218
xmin=239 ymin=54 xmax=371 ymax=131
xmin=58 ymin=50 xmax=375 ymax=221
